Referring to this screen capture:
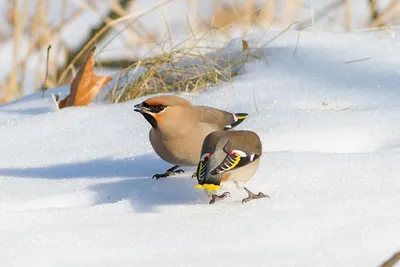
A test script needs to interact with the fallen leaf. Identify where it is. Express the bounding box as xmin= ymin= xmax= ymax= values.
xmin=59 ymin=46 xmax=112 ymax=109
xmin=58 ymin=95 xmax=69 ymax=109
xmin=242 ymin=40 xmax=249 ymax=51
